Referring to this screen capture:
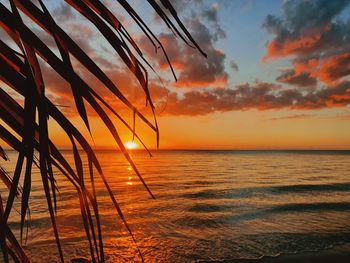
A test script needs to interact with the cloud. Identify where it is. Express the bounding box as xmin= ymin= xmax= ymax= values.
xmin=16 ymin=0 xmax=349 ymax=119
xmin=201 ymin=2 xmax=226 ymax=41
xmin=230 ymin=60 xmax=239 ymax=72
xmin=333 ymin=112 xmax=350 ymax=120
xmin=168 ymin=0 xmax=203 ymax=13
xmin=202 ymin=3 xmax=219 ymax=22
xmin=263 ymin=0 xmax=350 ymax=86
xmin=48 ymin=3 xmax=96 ymax=54
xmin=40 ymin=52 xmax=350 ymax=117
xmin=142 ymin=16 xmax=228 ymax=88
xmin=276 ymin=69 xmax=317 ymax=87
xmin=318 ymin=52 xmax=350 ymax=84
xmin=268 ymin=114 xmax=316 ymax=121
xmin=144 ymin=1 xmax=229 ymax=88
xmin=161 ymin=81 xmax=350 ymax=116
xmin=263 ymin=0 xmax=350 ymax=58
xmin=52 ymin=3 xmax=76 ymax=23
